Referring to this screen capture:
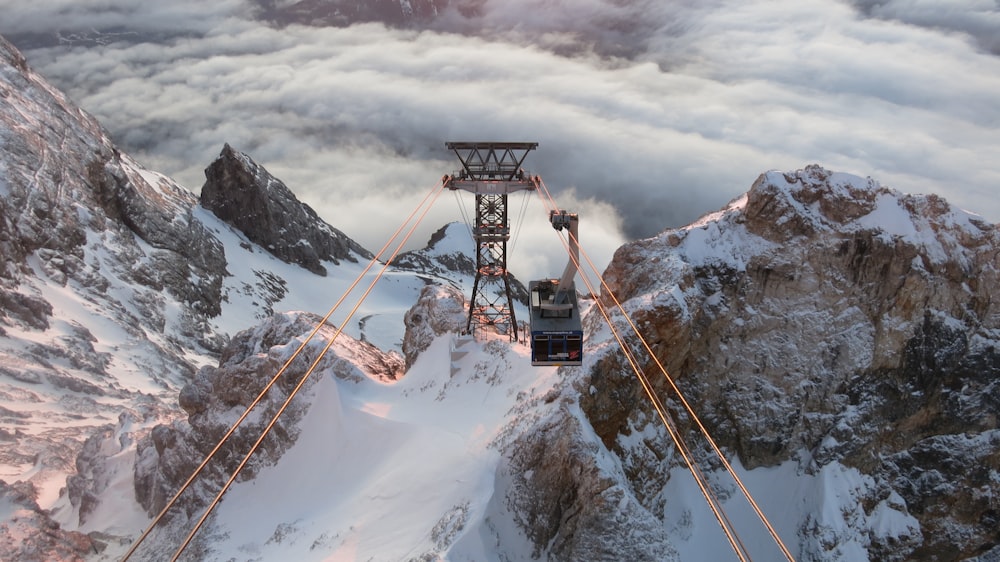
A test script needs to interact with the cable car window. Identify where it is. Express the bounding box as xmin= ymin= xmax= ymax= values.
xmin=541 ymin=307 xmax=571 ymax=319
